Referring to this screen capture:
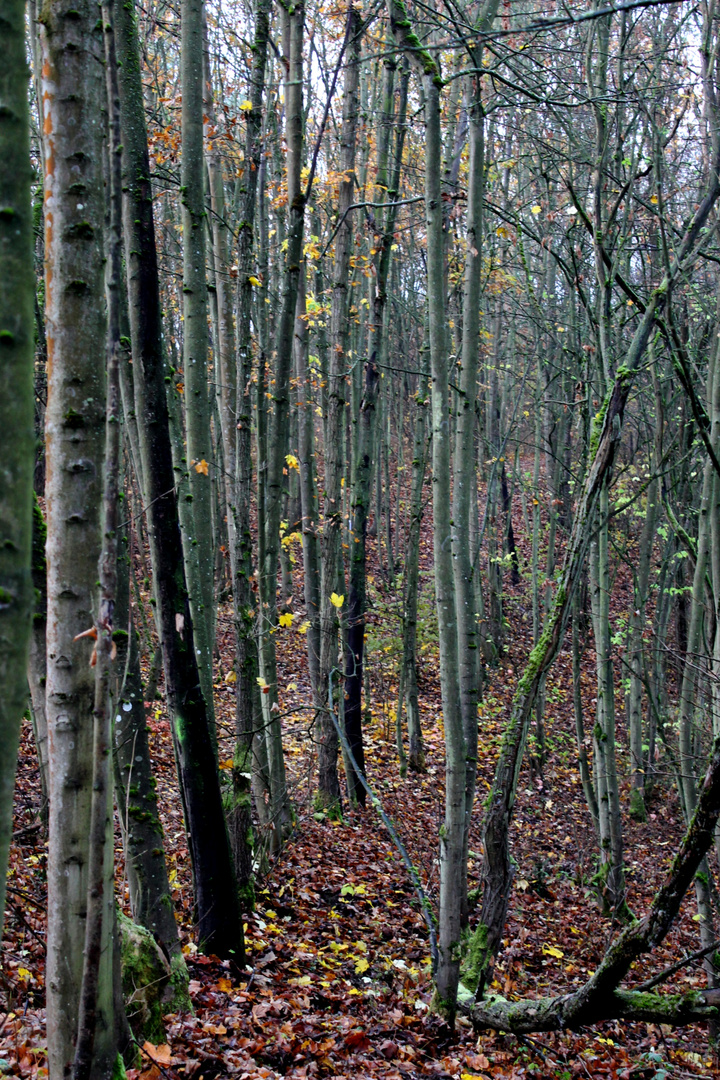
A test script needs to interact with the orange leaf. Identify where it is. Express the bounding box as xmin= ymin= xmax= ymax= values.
xmin=142 ymin=1042 xmax=172 ymax=1066
xmin=194 ymin=458 xmax=209 ymax=475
